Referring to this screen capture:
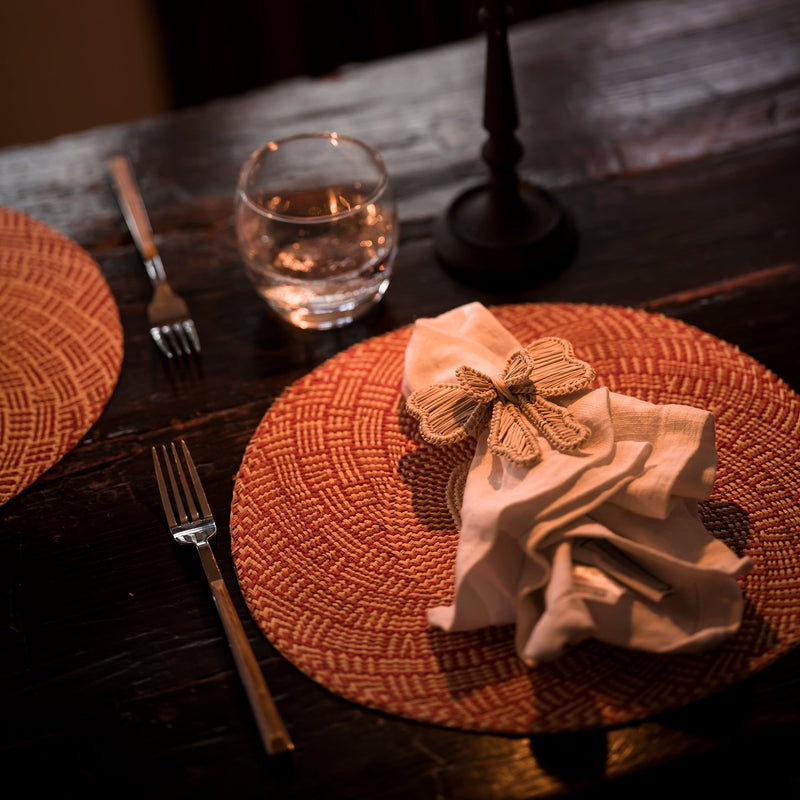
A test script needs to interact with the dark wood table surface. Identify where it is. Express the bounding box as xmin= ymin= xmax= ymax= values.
xmin=2 ymin=0 xmax=799 ymax=797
